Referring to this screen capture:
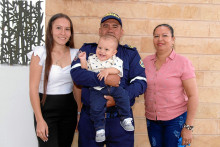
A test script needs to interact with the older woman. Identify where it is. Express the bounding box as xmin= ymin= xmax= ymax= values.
xmin=143 ymin=24 xmax=198 ymax=147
